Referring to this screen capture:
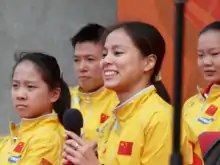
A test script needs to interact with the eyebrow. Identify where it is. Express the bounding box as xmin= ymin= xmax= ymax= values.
xmin=104 ymin=44 xmax=127 ymax=50
xmin=73 ymin=54 xmax=95 ymax=58
xmin=12 ymin=79 xmax=38 ymax=84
